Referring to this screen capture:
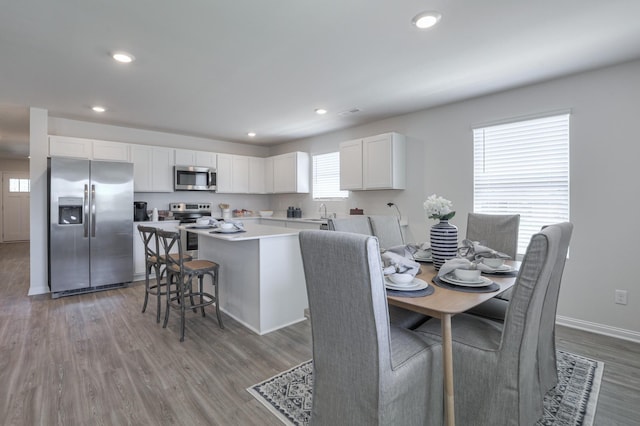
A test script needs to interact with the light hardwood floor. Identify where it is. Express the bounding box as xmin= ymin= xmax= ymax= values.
xmin=1 ymin=242 xmax=638 ymax=425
